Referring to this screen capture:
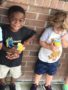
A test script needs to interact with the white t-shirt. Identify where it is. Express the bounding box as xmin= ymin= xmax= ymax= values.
xmin=38 ymin=27 xmax=63 ymax=63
